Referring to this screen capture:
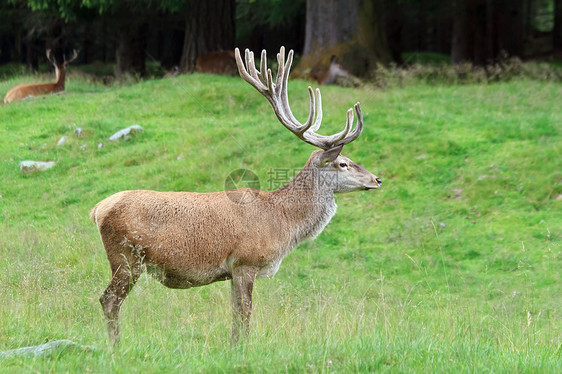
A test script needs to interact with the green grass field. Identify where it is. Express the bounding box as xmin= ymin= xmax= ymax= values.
xmin=0 ymin=70 xmax=560 ymax=372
